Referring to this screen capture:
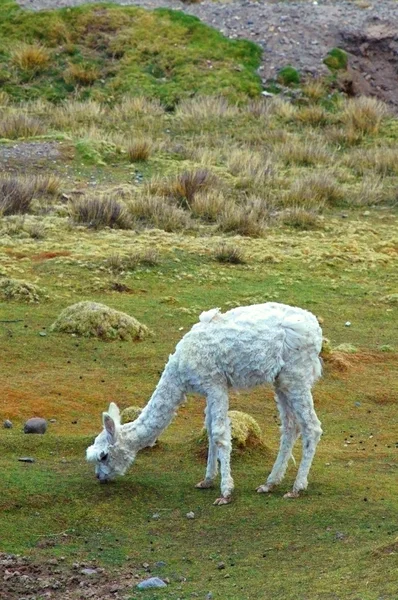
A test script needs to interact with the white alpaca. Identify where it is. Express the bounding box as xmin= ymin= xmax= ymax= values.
xmin=86 ymin=302 xmax=323 ymax=505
